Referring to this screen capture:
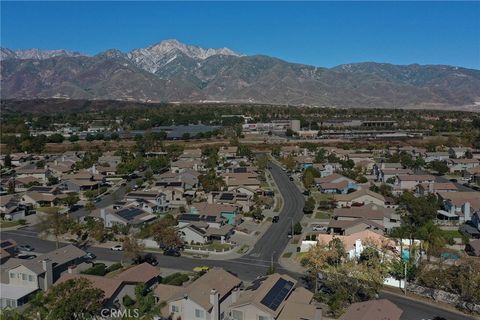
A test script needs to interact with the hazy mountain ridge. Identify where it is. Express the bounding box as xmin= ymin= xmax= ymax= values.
xmin=1 ymin=40 xmax=479 ymax=109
